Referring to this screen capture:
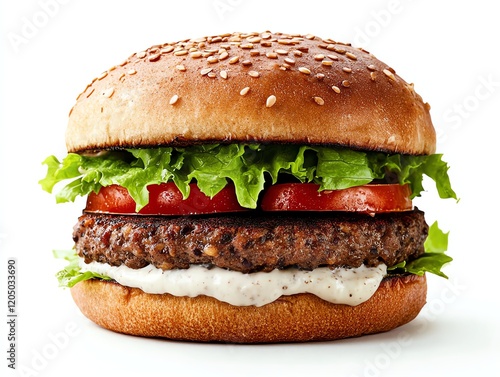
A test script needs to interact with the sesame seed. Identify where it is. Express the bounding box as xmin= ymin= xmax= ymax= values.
xmin=383 ymin=69 xmax=396 ymax=80
xmin=102 ymin=88 xmax=114 ymax=98
xmin=219 ymin=51 xmax=229 ymax=60
xmin=305 ymin=34 xmax=315 ymax=40
xmin=207 ymin=56 xmax=218 ymax=64
xmin=293 ymin=50 xmax=303 ymax=57
xmin=316 ymin=73 xmax=325 ymax=80
xmin=276 ymin=49 xmax=288 ymax=55
xmin=148 ymin=53 xmax=161 ymax=62
xmin=261 ymin=41 xmax=272 ymax=47
xmin=242 ymin=60 xmax=252 ymax=66
xmin=342 ymin=80 xmax=350 ymax=87
xmin=97 ymin=71 xmax=108 ymax=80
xmin=248 ymin=70 xmax=260 ymax=78
xmin=278 ymin=39 xmax=293 ymax=45
xmin=298 ymin=67 xmax=311 ymax=75
xmin=190 ymin=51 xmax=202 ymax=59
xmin=367 ymin=64 xmax=377 ymax=71
xmin=331 ymin=85 xmax=341 ymax=93
xmin=240 ymin=86 xmax=250 ymax=96
xmin=86 ymin=88 xmax=95 ymax=98
xmin=241 ymin=43 xmax=254 ymax=49
xmin=343 ymin=67 xmax=352 ymax=73
xmin=314 ymin=54 xmax=325 ymax=61
xmin=321 ymin=60 xmax=333 ymax=66
xmin=174 ymin=50 xmax=188 ymax=56
xmin=169 ymin=95 xmax=179 ymax=105
xmin=207 ymin=72 xmax=216 ymax=78
xmin=314 ymin=96 xmax=325 ymax=105
xmin=266 ymin=95 xmax=277 ymax=108
xmin=248 ymin=36 xmax=261 ymax=43
xmin=261 ymin=32 xmax=272 ymax=39
xmin=176 ymin=64 xmax=186 ymax=71
xmin=266 ymin=52 xmax=278 ymax=59
xmin=229 ymin=56 xmax=239 ymax=64
xmin=370 ymin=71 xmax=377 ymax=81
xmin=284 ymin=57 xmax=295 ymax=65
xmin=127 ymin=69 xmax=137 ymax=75
xmin=137 ymin=51 xmax=147 ymax=59
xmin=250 ymin=50 xmax=260 ymax=56
xmin=200 ymin=68 xmax=213 ymax=75
xmin=327 ymin=54 xmax=339 ymax=61
xmin=220 ymin=70 xmax=228 ymax=79
xmin=161 ymin=46 xmax=175 ymax=54
xmin=346 ymin=52 xmax=357 ymax=60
